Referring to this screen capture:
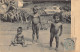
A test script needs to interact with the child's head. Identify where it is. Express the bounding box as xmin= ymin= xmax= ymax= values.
xmin=53 ymin=13 xmax=62 ymax=23
xmin=17 ymin=27 xmax=22 ymax=34
xmin=33 ymin=5 xmax=38 ymax=14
